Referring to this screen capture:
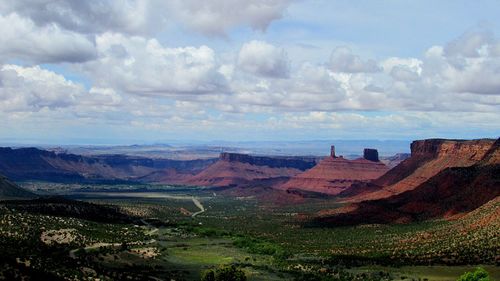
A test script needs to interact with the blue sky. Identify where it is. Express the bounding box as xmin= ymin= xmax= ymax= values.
xmin=0 ymin=0 xmax=499 ymax=144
